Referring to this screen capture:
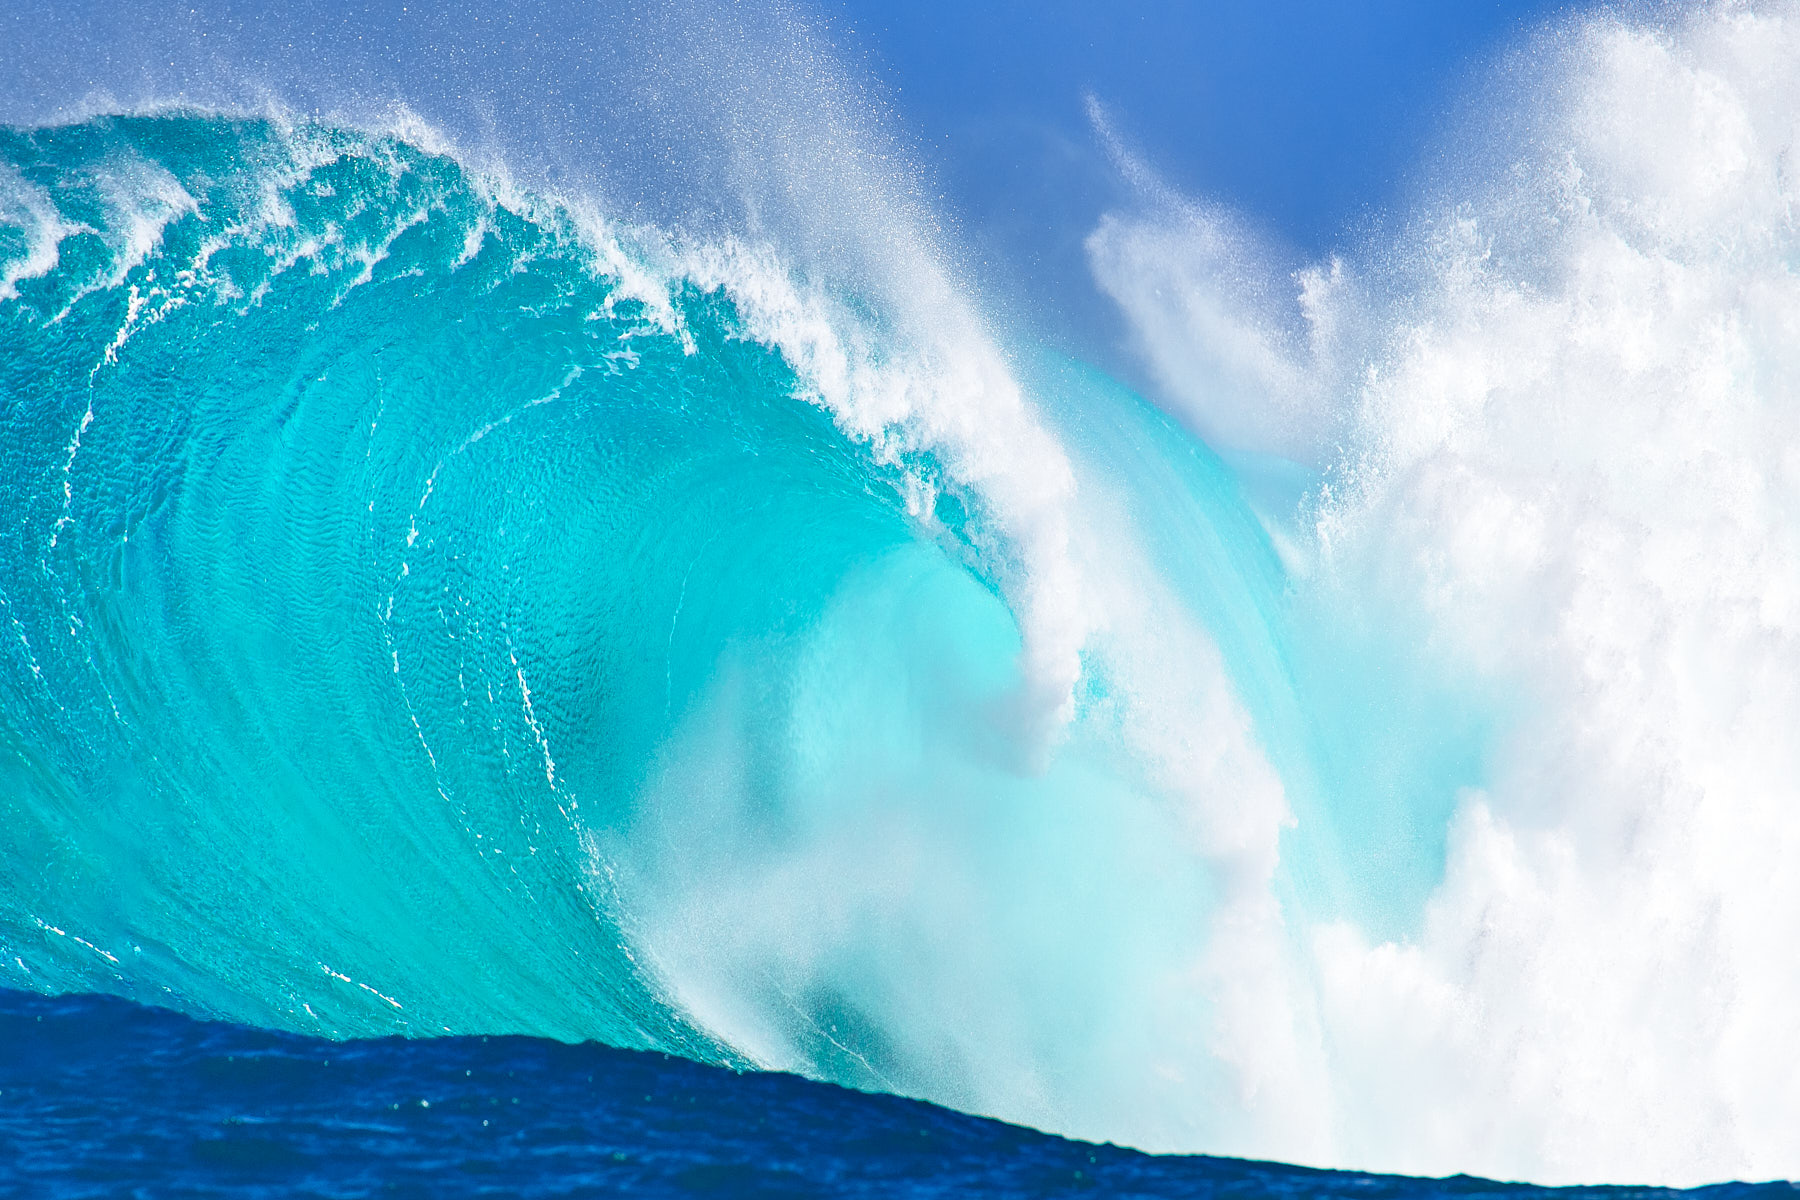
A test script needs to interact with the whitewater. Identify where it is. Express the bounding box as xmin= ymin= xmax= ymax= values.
xmin=3 ymin=0 xmax=1799 ymax=1187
